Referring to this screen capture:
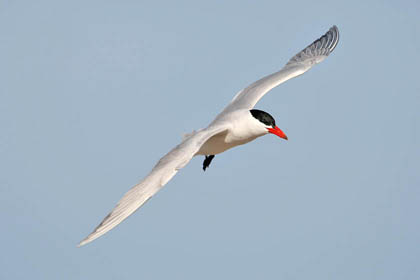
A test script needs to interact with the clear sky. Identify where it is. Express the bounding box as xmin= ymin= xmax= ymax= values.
xmin=1 ymin=0 xmax=419 ymax=279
